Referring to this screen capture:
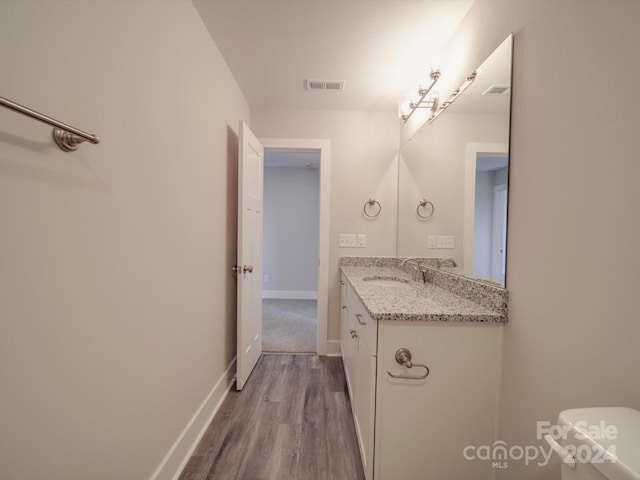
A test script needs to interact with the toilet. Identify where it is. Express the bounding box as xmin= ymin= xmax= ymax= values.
xmin=545 ymin=407 xmax=640 ymax=480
